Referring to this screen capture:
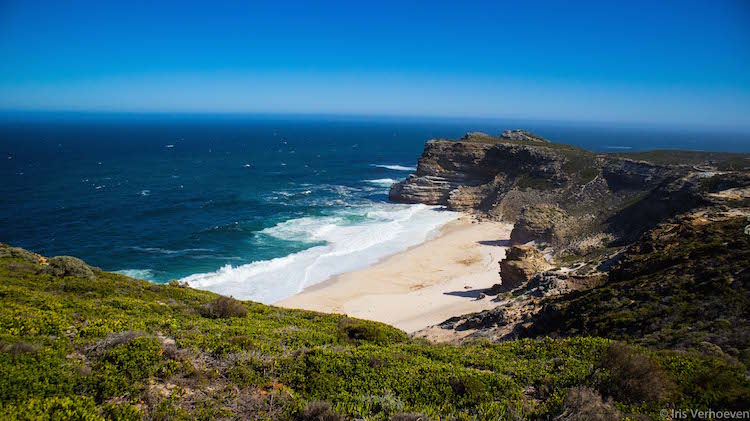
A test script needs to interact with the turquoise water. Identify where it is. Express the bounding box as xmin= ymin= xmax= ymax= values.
xmin=2 ymin=113 xmax=748 ymax=302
